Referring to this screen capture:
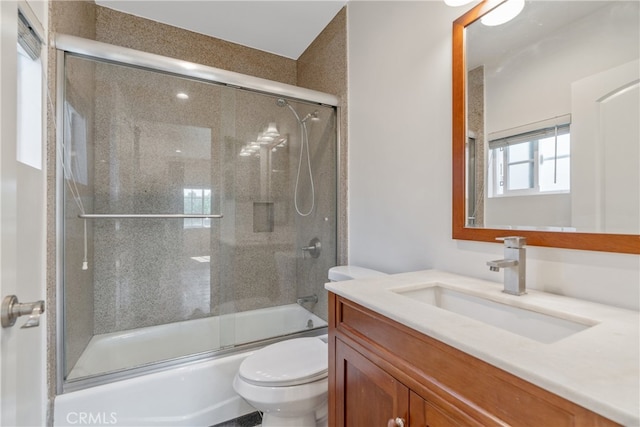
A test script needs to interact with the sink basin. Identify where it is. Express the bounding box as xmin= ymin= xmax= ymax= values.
xmin=393 ymin=284 xmax=596 ymax=343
